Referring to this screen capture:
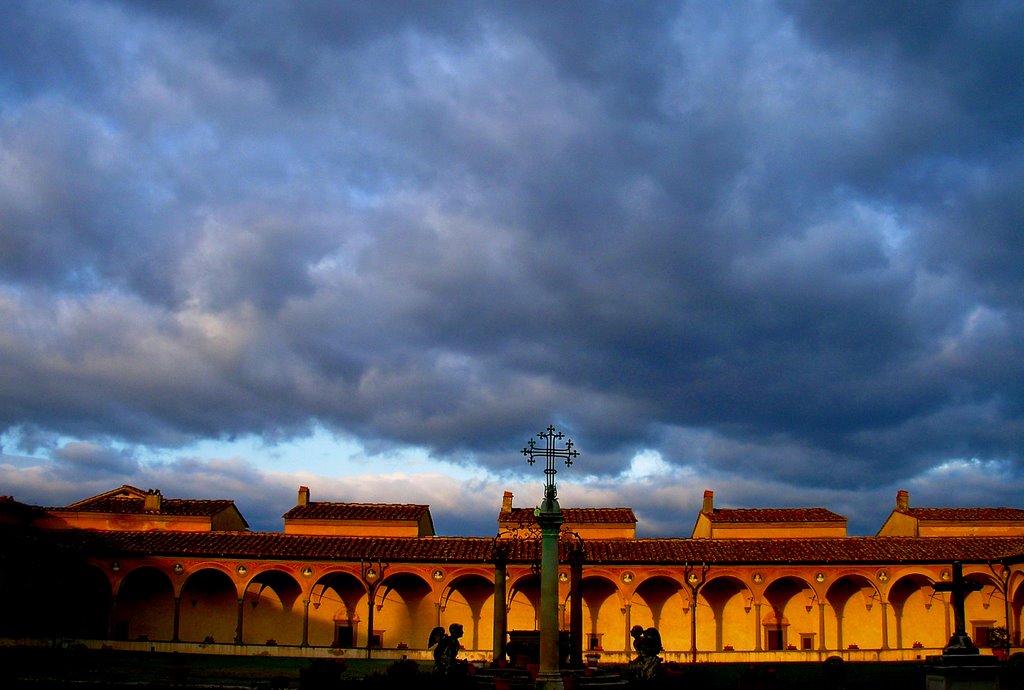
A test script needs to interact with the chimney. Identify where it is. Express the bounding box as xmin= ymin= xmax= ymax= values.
xmin=702 ymin=489 xmax=714 ymax=514
xmin=297 ymin=486 xmax=310 ymax=507
xmin=896 ymin=489 xmax=909 ymax=512
xmin=143 ymin=489 xmax=162 ymax=512
xmin=501 ymin=491 xmax=514 ymax=514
